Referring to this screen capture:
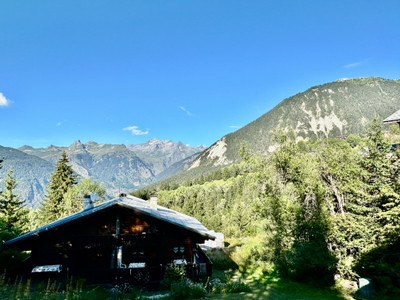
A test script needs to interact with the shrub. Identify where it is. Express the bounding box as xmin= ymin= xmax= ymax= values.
xmin=170 ymin=278 xmax=207 ymax=299
xmin=230 ymin=235 xmax=275 ymax=276
xmin=161 ymin=264 xmax=186 ymax=290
